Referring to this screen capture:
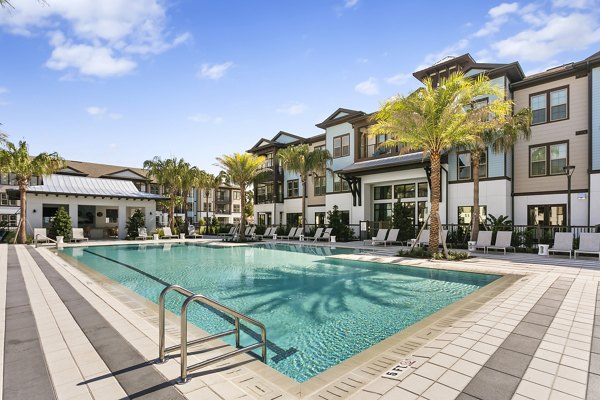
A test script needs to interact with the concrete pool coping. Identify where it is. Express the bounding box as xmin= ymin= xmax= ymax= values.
xmin=9 ymin=239 xmax=600 ymax=399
